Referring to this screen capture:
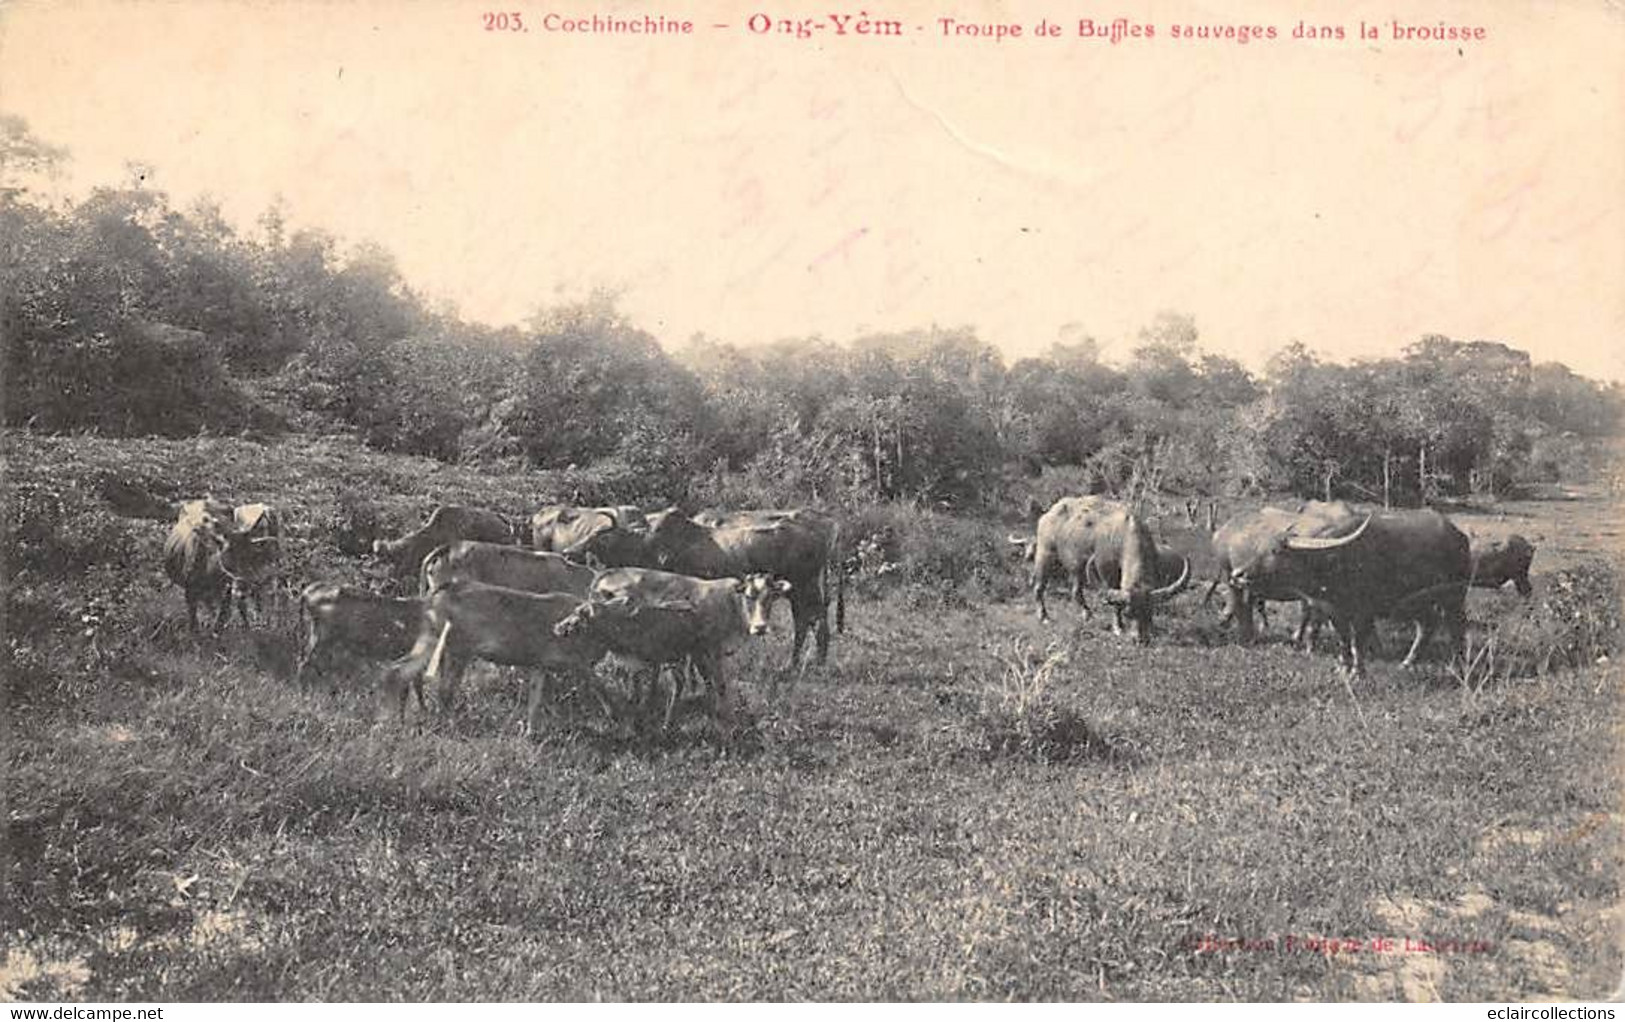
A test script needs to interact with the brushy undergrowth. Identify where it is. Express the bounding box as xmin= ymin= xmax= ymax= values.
xmin=4 ymin=431 xmax=1622 ymax=1001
